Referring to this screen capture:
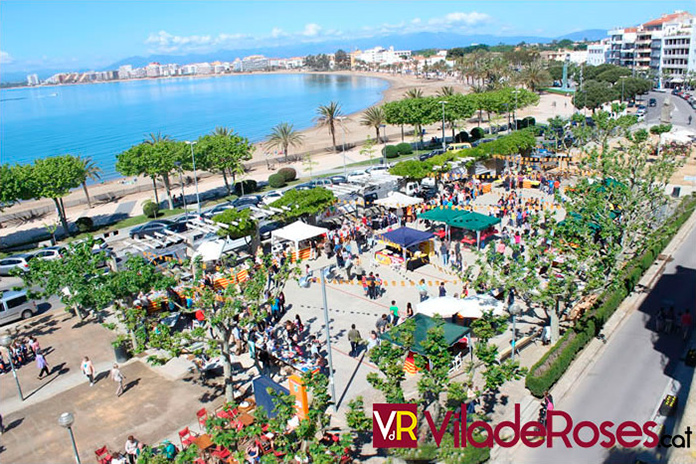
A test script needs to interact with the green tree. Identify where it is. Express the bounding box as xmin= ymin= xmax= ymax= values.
xmin=315 ymin=101 xmax=343 ymax=152
xmin=414 ymin=316 xmax=453 ymax=430
xmin=573 ymin=80 xmax=619 ymax=111
xmin=265 ymin=122 xmax=305 ymax=163
xmin=334 ymin=49 xmax=350 ymax=70
xmin=0 ymin=163 xmax=31 ymax=211
xmin=437 ymin=86 xmax=456 ymax=97
xmin=360 ymin=106 xmax=386 ymax=143
xmin=116 ymin=143 xmax=162 ymax=205
xmin=519 ymin=61 xmax=552 ymax=92
xmin=212 ymin=208 xmax=257 ymax=239
xmin=404 ymin=88 xmax=424 ymax=99
xmin=197 ymin=127 xmax=254 ymax=195
xmin=270 ymin=187 xmax=335 ymax=220
xmin=78 ymin=156 xmax=102 ymax=209
xmin=367 ymin=318 xmax=415 ymax=403
xmin=25 ymin=155 xmax=85 ymax=235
